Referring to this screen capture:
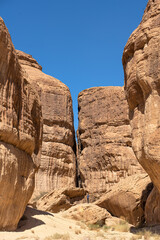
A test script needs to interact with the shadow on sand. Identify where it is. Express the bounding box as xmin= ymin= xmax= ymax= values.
xmin=16 ymin=206 xmax=54 ymax=232
xmin=130 ymin=225 xmax=160 ymax=235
